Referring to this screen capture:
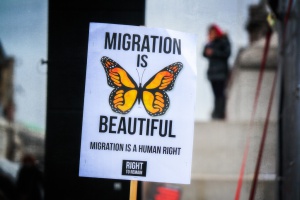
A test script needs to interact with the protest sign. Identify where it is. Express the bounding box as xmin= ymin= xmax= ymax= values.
xmin=79 ymin=23 xmax=197 ymax=184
